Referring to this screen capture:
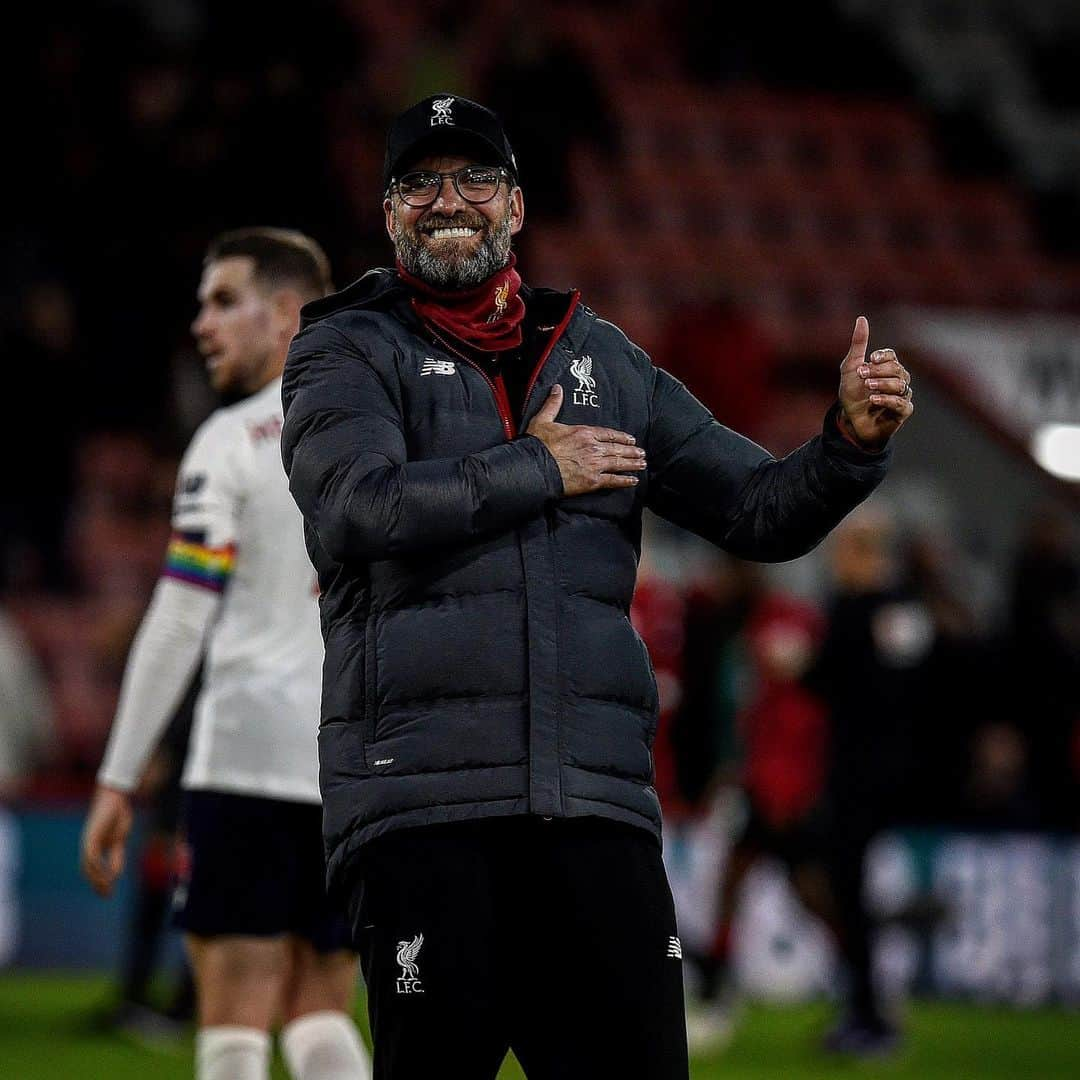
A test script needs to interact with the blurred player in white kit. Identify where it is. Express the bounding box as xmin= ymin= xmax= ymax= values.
xmin=81 ymin=228 xmax=371 ymax=1080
